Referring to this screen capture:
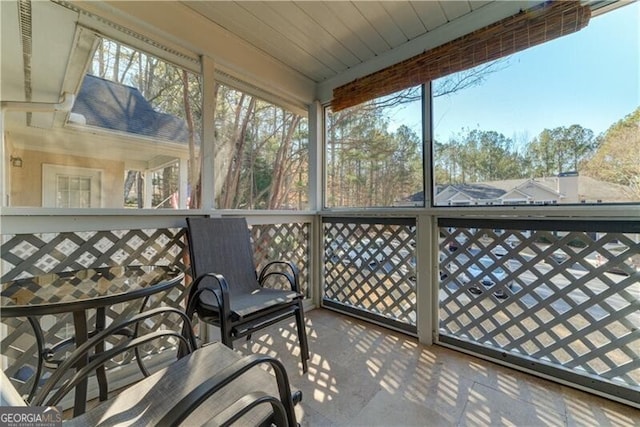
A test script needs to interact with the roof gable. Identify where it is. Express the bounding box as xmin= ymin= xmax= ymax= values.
xmin=515 ymin=179 xmax=561 ymax=197
xmin=501 ymin=188 xmax=531 ymax=200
